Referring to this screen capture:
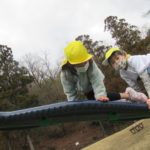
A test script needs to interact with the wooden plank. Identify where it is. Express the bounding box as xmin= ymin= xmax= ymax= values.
xmin=82 ymin=119 xmax=150 ymax=150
